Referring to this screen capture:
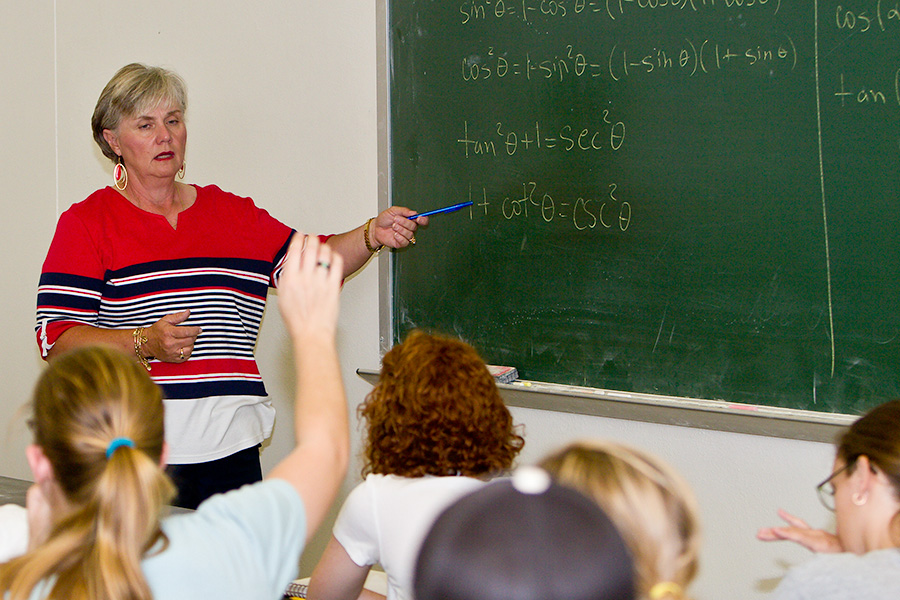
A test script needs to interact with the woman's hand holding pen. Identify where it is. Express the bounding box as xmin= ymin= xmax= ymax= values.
xmin=372 ymin=206 xmax=428 ymax=249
